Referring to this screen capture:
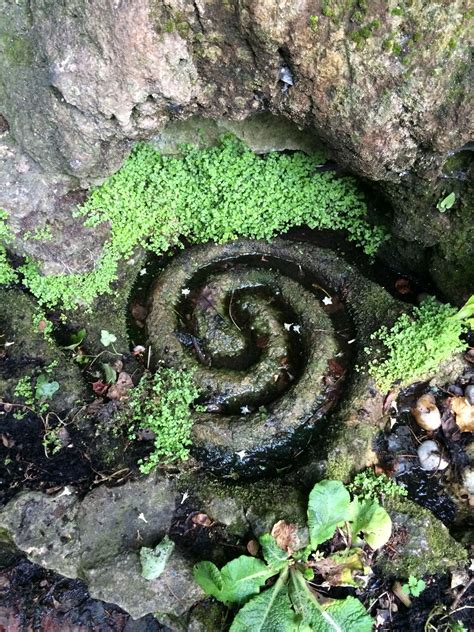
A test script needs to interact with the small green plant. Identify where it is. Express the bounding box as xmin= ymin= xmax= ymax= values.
xmin=402 ymin=575 xmax=426 ymax=598
xmin=348 ymin=469 xmax=408 ymax=501
xmin=194 ymin=479 xmax=392 ymax=631
xmin=437 ymin=192 xmax=456 ymax=212
xmin=308 ymin=14 xmax=319 ymax=28
xmin=366 ymin=297 xmax=469 ymax=392
xmin=19 ymin=135 xmax=387 ymax=310
xmin=127 ymin=367 xmax=200 ymax=474
xmin=32 ymin=308 xmax=54 ymax=343
xmin=0 ymin=209 xmax=17 ymax=285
